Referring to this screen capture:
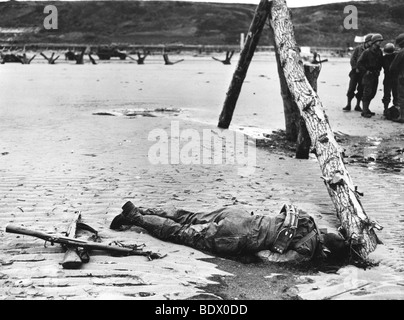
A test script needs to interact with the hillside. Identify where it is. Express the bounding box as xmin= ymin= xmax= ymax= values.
xmin=0 ymin=0 xmax=403 ymax=48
